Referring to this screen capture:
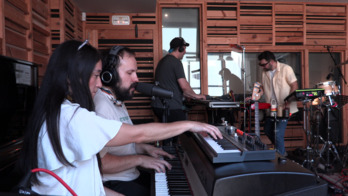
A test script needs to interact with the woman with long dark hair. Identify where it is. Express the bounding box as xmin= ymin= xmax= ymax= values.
xmin=18 ymin=40 xmax=221 ymax=196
